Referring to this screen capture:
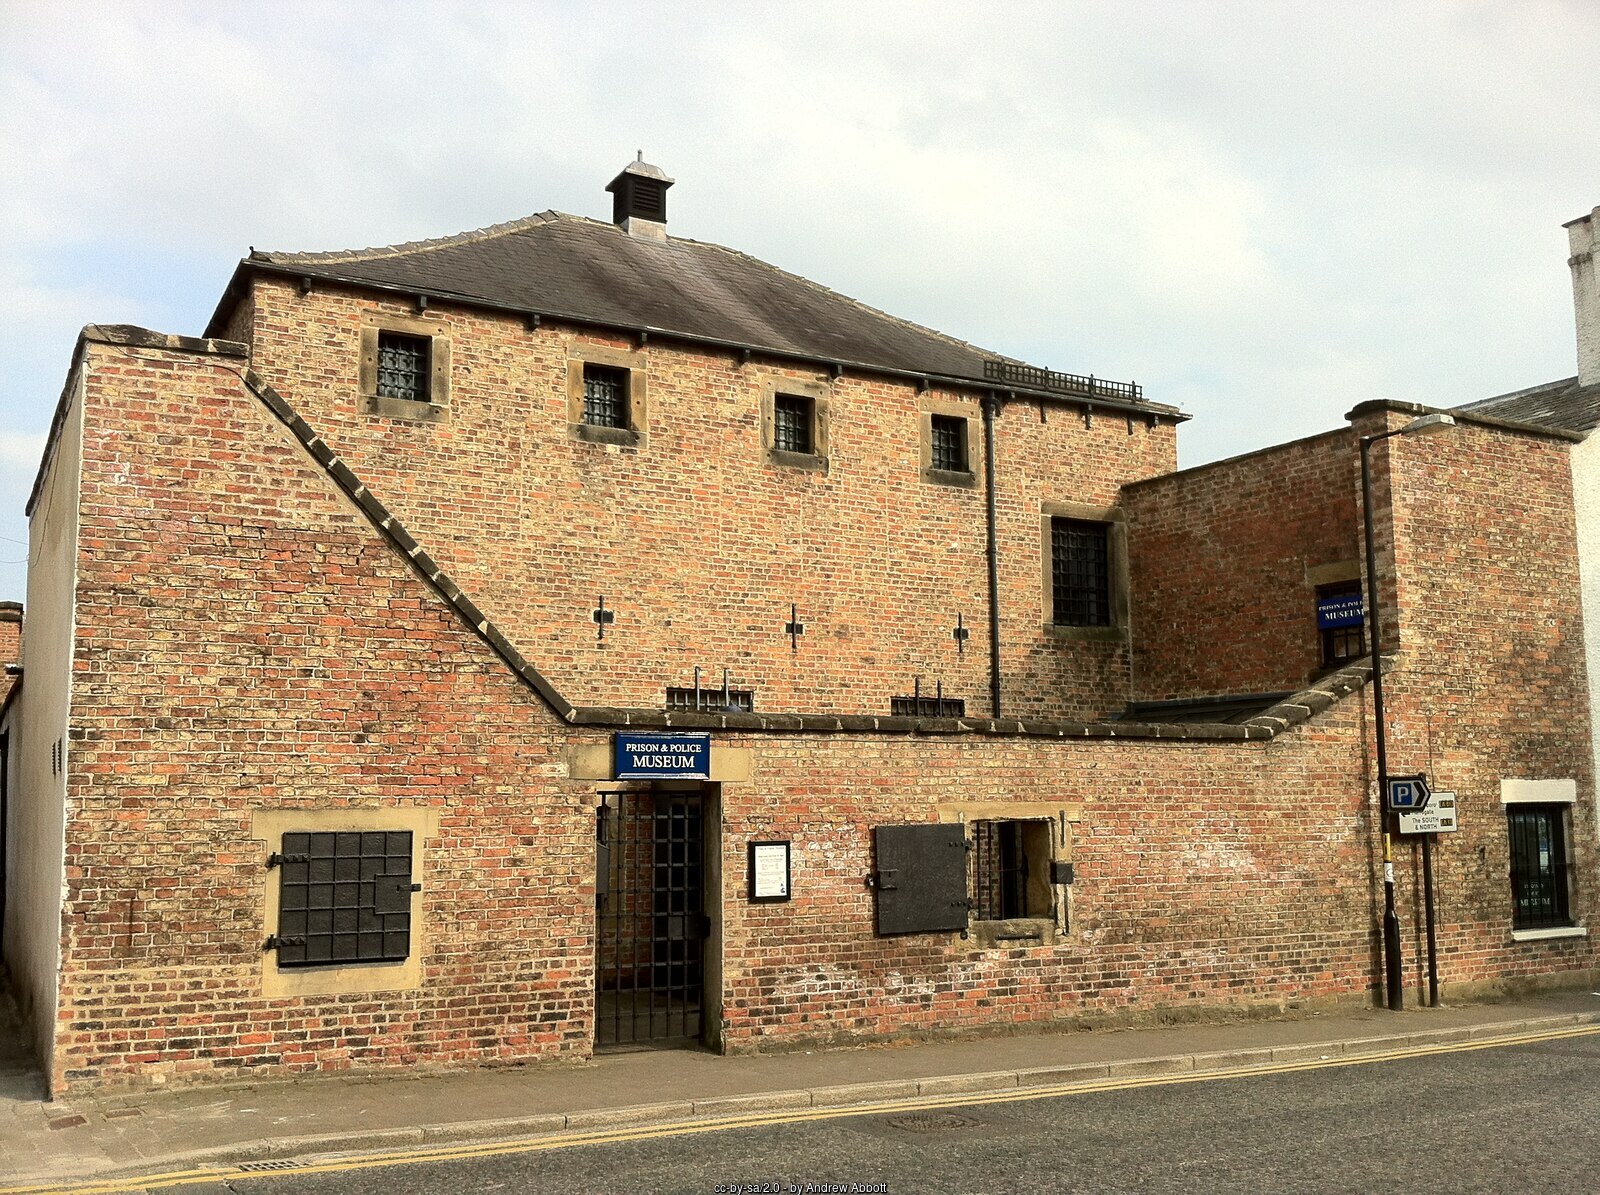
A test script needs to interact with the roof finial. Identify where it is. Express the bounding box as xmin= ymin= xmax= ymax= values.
xmin=636 ymin=149 xmax=643 ymax=162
